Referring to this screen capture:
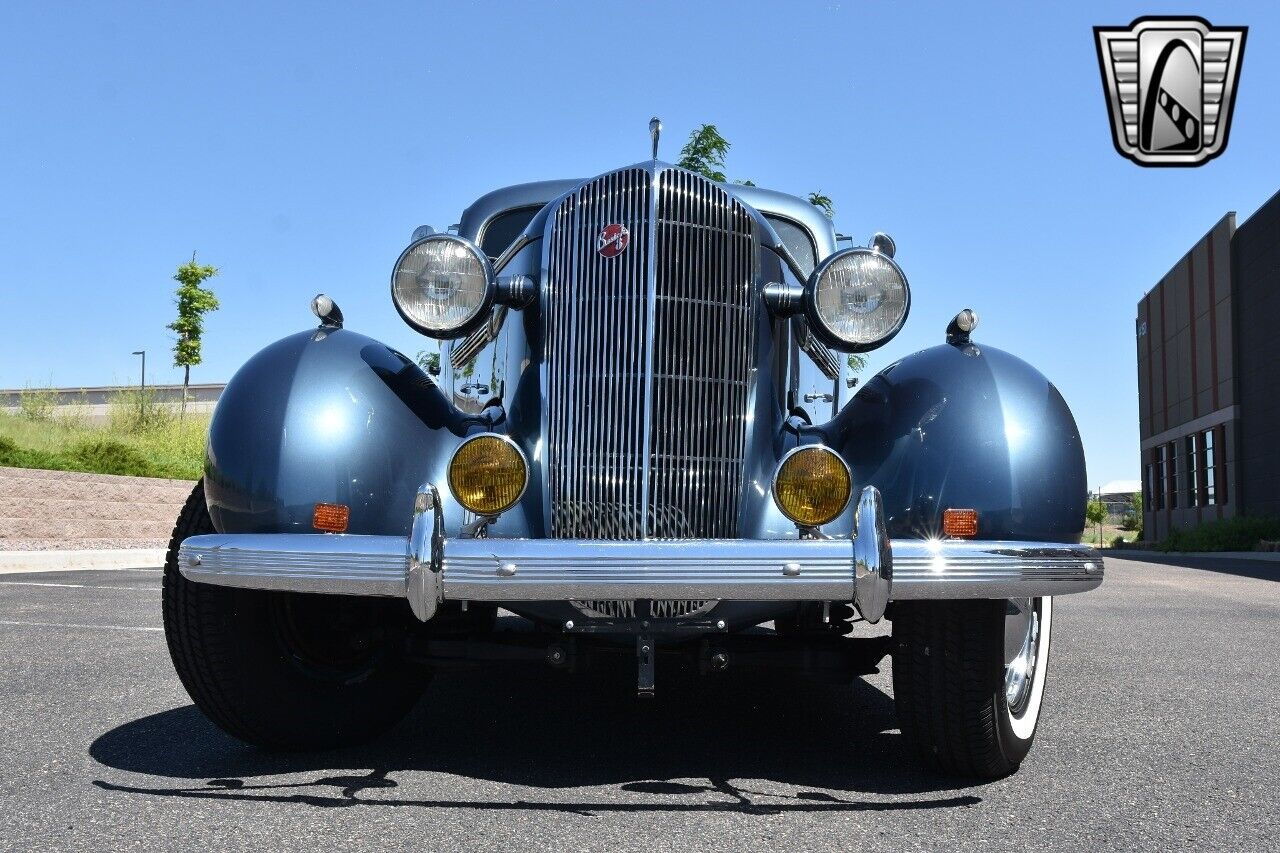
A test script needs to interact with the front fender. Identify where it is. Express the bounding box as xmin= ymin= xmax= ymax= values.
xmin=811 ymin=341 xmax=1086 ymax=543
xmin=204 ymin=327 xmax=480 ymax=537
